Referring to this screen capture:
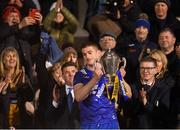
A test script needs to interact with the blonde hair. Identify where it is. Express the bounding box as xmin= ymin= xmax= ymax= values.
xmin=149 ymin=49 xmax=168 ymax=78
xmin=0 ymin=47 xmax=20 ymax=78
xmin=48 ymin=62 xmax=62 ymax=74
